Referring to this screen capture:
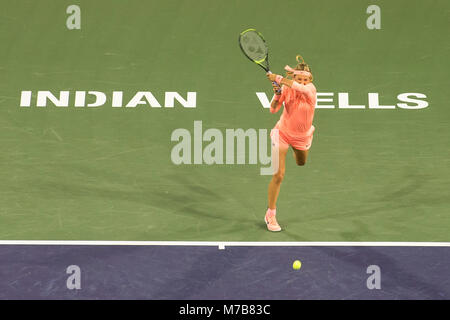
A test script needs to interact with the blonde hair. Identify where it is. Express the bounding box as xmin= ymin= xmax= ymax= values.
xmin=295 ymin=55 xmax=313 ymax=81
